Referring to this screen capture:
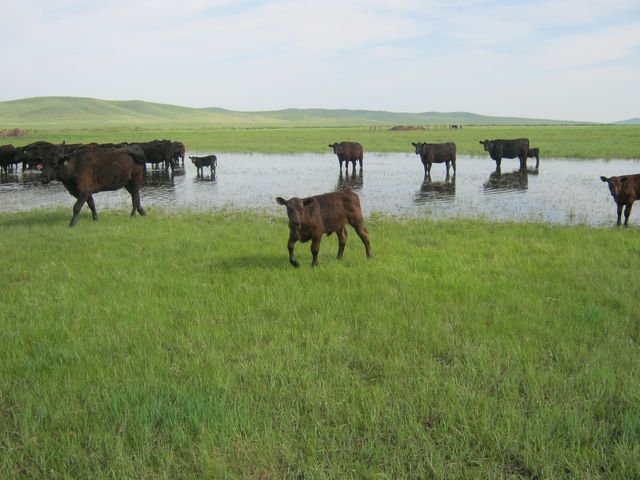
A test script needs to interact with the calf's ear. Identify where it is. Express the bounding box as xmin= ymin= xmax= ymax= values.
xmin=620 ymin=177 xmax=628 ymax=183
xmin=303 ymin=197 xmax=315 ymax=206
xmin=600 ymin=176 xmax=608 ymax=182
xmin=276 ymin=197 xmax=287 ymax=205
